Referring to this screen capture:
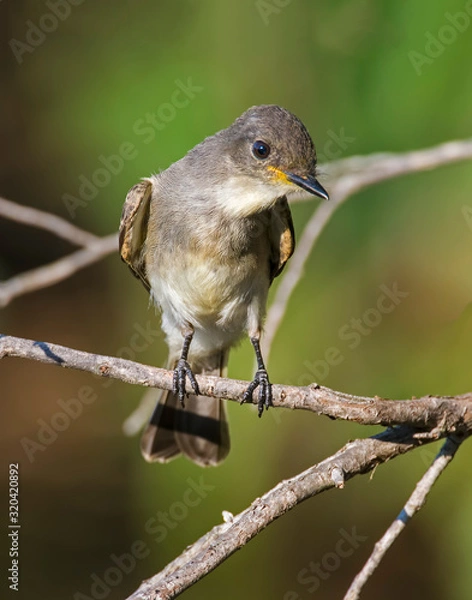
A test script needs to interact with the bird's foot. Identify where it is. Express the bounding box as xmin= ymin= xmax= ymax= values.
xmin=173 ymin=359 xmax=200 ymax=407
xmin=241 ymin=369 xmax=273 ymax=417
